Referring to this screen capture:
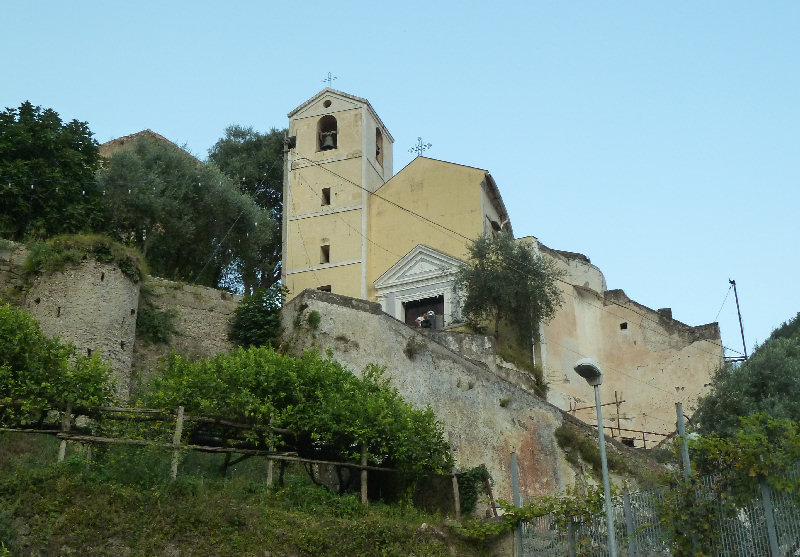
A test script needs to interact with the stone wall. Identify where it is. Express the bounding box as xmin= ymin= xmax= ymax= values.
xmin=281 ymin=289 xmax=576 ymax=504
xmin=0 ymin=240 xmax=239 ymax=400
xmin=130 ymin=278 xmax=239 ymax=396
